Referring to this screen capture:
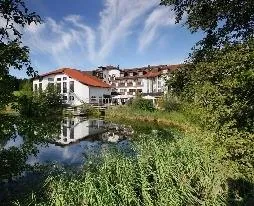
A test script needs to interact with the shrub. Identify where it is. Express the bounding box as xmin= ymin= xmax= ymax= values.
xmin=158 ymin=94 xmax=181 ymax=112
xmin=130 ymin=97 xmax=155 ymax=112
xmin=14 ymin=86 xmax=63 ymax=117
xmin=167 ymin=39 xmax=254 ymax=132
xmin=80 ymin=103 xmax=100 ymax=116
